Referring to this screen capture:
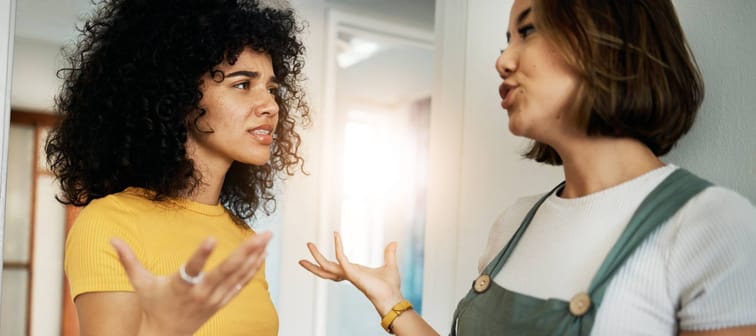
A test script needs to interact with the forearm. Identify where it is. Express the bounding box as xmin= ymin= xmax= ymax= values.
xmin=389 ymin=310 xmax=439 ymax=336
